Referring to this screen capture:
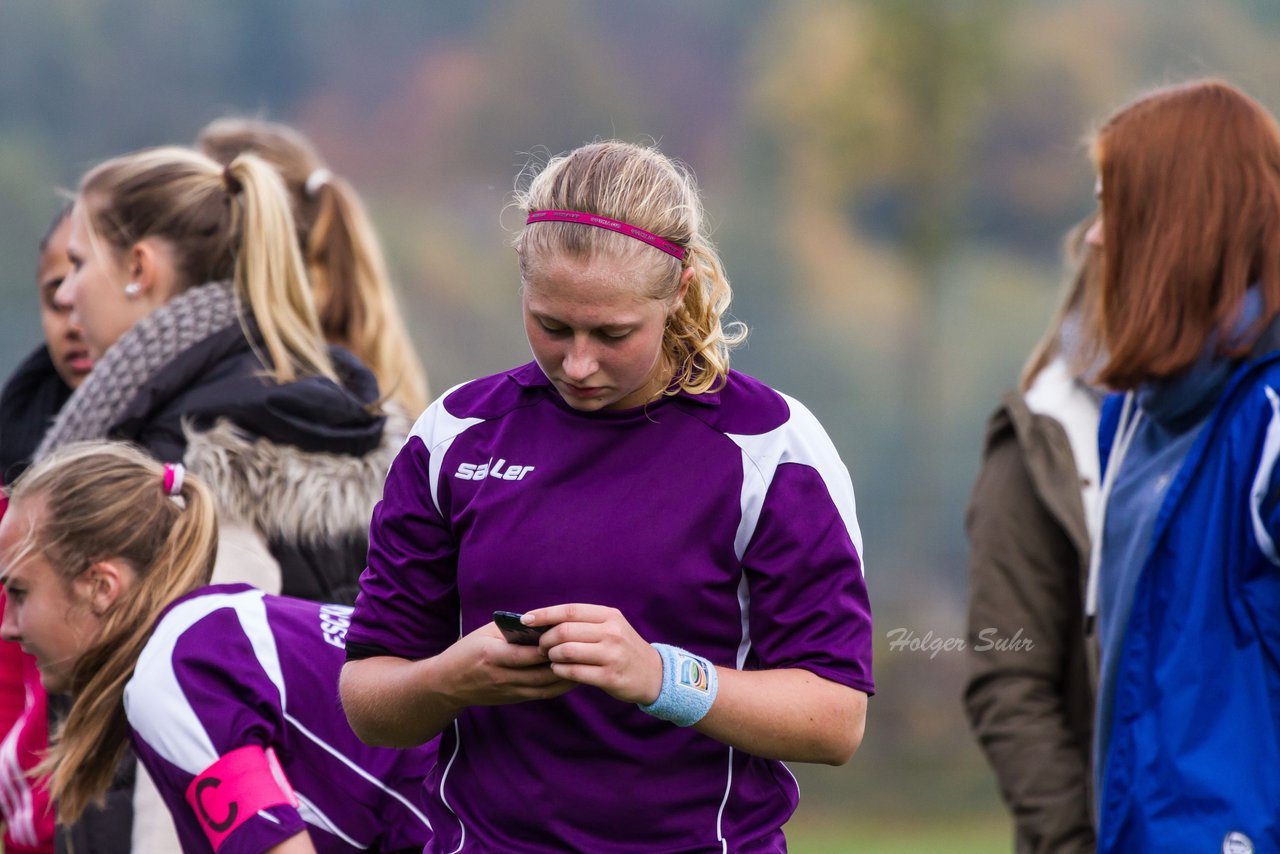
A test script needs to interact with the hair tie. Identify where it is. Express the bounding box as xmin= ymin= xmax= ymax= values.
xmin=222 ymin=164 xmax=244 ymax=196
xmin=163 ymin=463 xmax=186 ymax=497
xmin=526 ymin=210 xmax=687 ymax=262
xmin=304 ymin=168 xmax=332 ymax=198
